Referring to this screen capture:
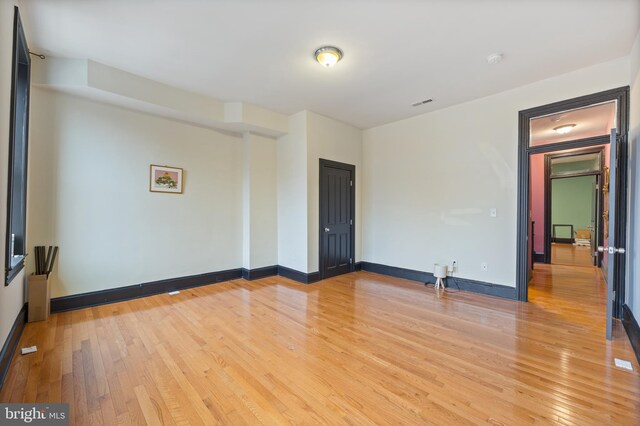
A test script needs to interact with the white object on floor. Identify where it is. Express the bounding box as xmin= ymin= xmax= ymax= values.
xmin=614 ymin=358 xmax=633 ymax=371
xmin=21 ymin=346 xmax=37 ymax=355
xmin=433 ymin=264 xmax=447 ymax=290
xmin=574 ymin=238 xmax=590 ymax=247
xmin=168 ymin=291 xmax=180 ymax=295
